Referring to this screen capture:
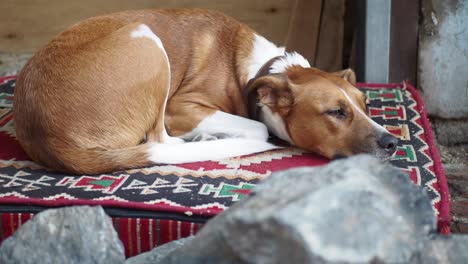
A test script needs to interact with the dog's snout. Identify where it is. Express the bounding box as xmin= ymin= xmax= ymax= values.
xmin=377 ymin=133 xmax=398 ymax=154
